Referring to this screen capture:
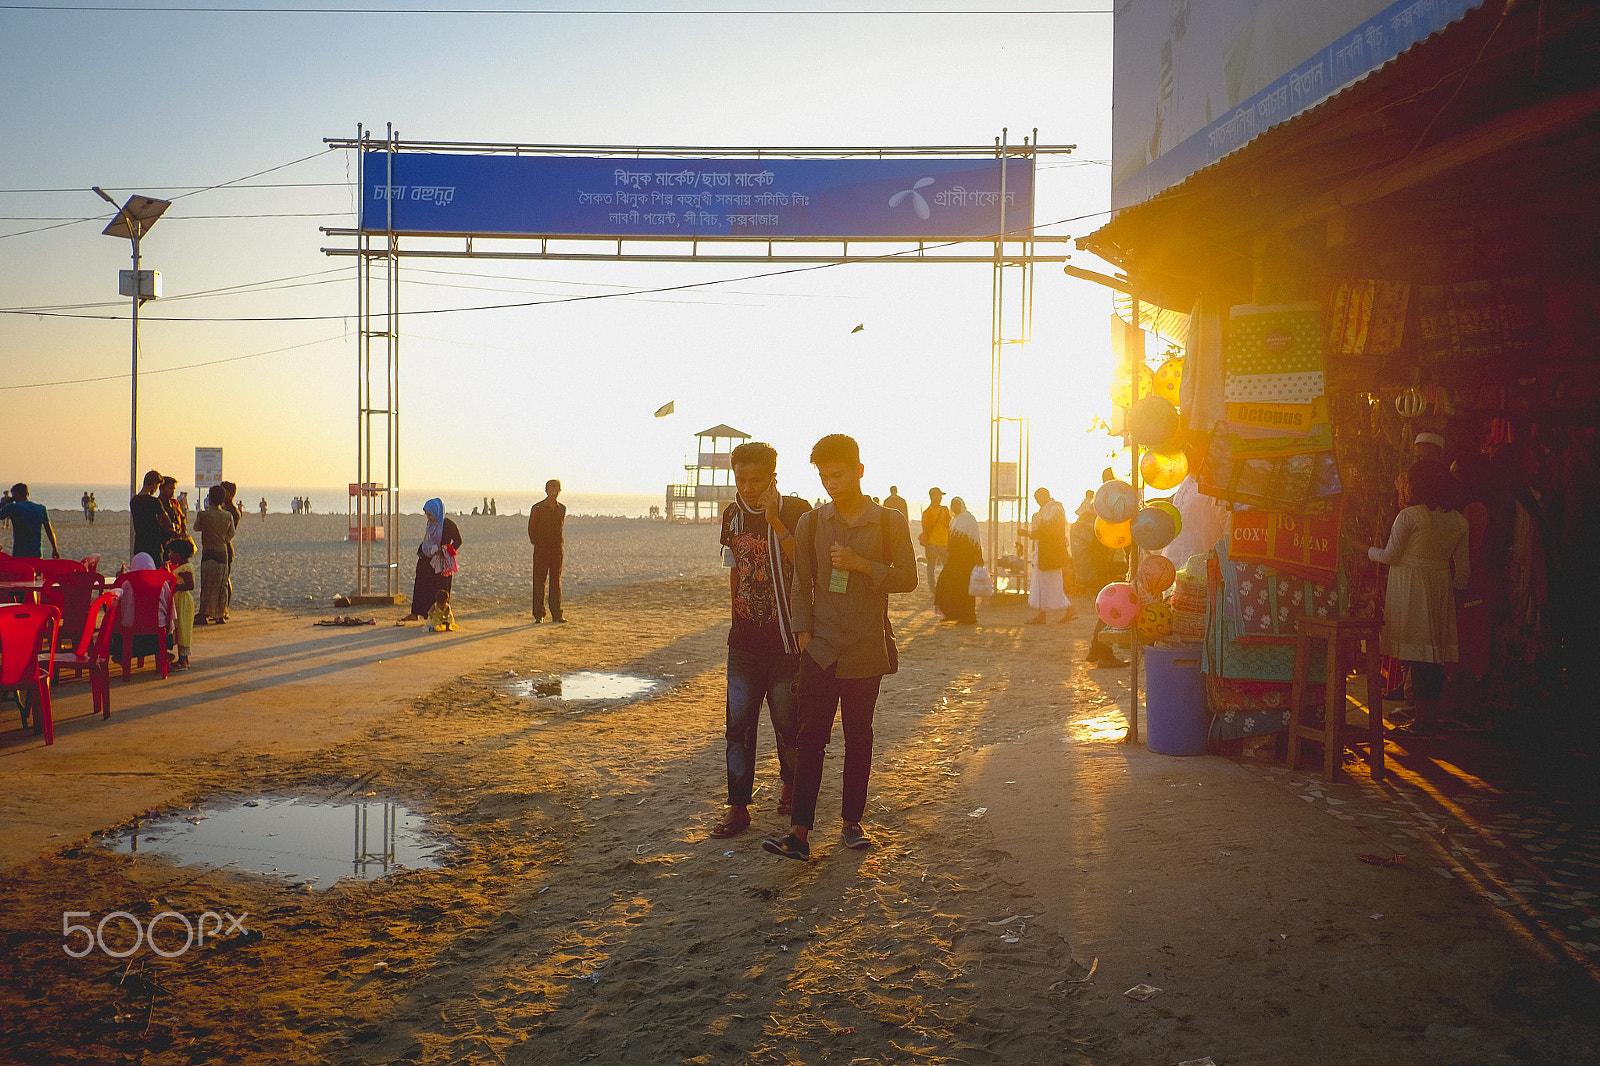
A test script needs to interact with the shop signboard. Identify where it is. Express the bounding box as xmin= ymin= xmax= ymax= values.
xmin=360 ymin=154 xmax=1034 ymax=240
xmin=1112 ymin=0 xmax=1488 ymax=210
